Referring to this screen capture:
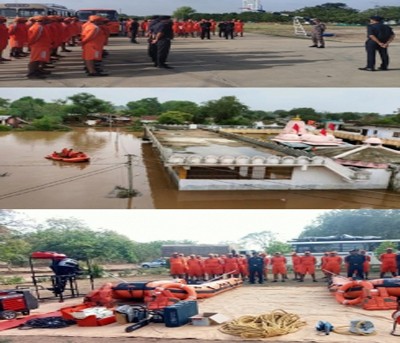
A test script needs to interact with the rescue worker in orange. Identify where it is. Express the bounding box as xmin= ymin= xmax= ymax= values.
xmin=360 ymin=250 xmax=371 ymax=279
xmin=0 ymin=16 xmax=10 ymax=62
xmin=237 ymin=254 xmax=248 ymax=280
xmin=235 ymin=19 xmax=244 ymax=37
xmin=27 ymin=16 xmax=52 ymax=79
xmin=187 ymin=254 xmax=203 ymax=283
xmin=80 ymin=15 xmax=108 ymax=76
xmin=324 ymin=251 xmax=342 ymax=278
xmin=320 ymin=251 xmax=330 ymax=278
xmin=380 ymin=247 xmax=398 ymax=278
xmin=223 ymin=253 xmax=239 ymax=277
xmin=8 ymin=17 xmax=28 ymax=58
xmin=262 ymin=253 xmax=270 ymax=281
xmin=291 ymin=252 xmax=302 ymax=280
xmin=204 ymin=253 xmax=223 ymax=280
xmin=270 ymin=252 xmax=287 ymax=282
xmin=298 ymin=251 xmax=317 ymax=282
xmin=169 ymin=252 xmax=186 ymax=279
